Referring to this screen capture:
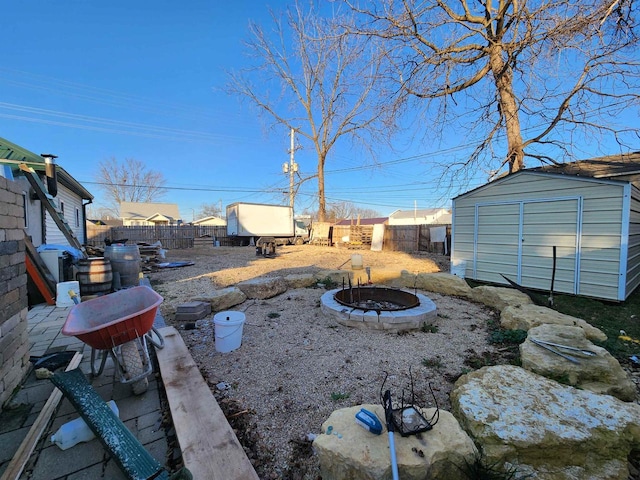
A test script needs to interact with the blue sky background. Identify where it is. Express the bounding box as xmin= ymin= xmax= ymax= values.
xmin=1 ymin=1 xmax=636 ymax=221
